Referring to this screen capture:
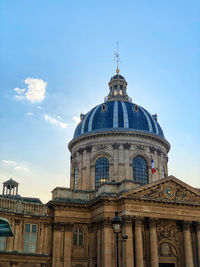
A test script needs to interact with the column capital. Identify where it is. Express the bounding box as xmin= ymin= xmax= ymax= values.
xmin=122 ymin=215 xmax=133 ymax=226
xmin=149 ymin=218 xmax=158 ymax=227
xmin=14 ymin=219 xmax=21 ymax=225
xmin=196 ymin=221 xmax=200 ymax=231
xmin=134 ymin=216 xmax=144 ymax=226
xmin=183 ymin=220 xmax=192 ymax=231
